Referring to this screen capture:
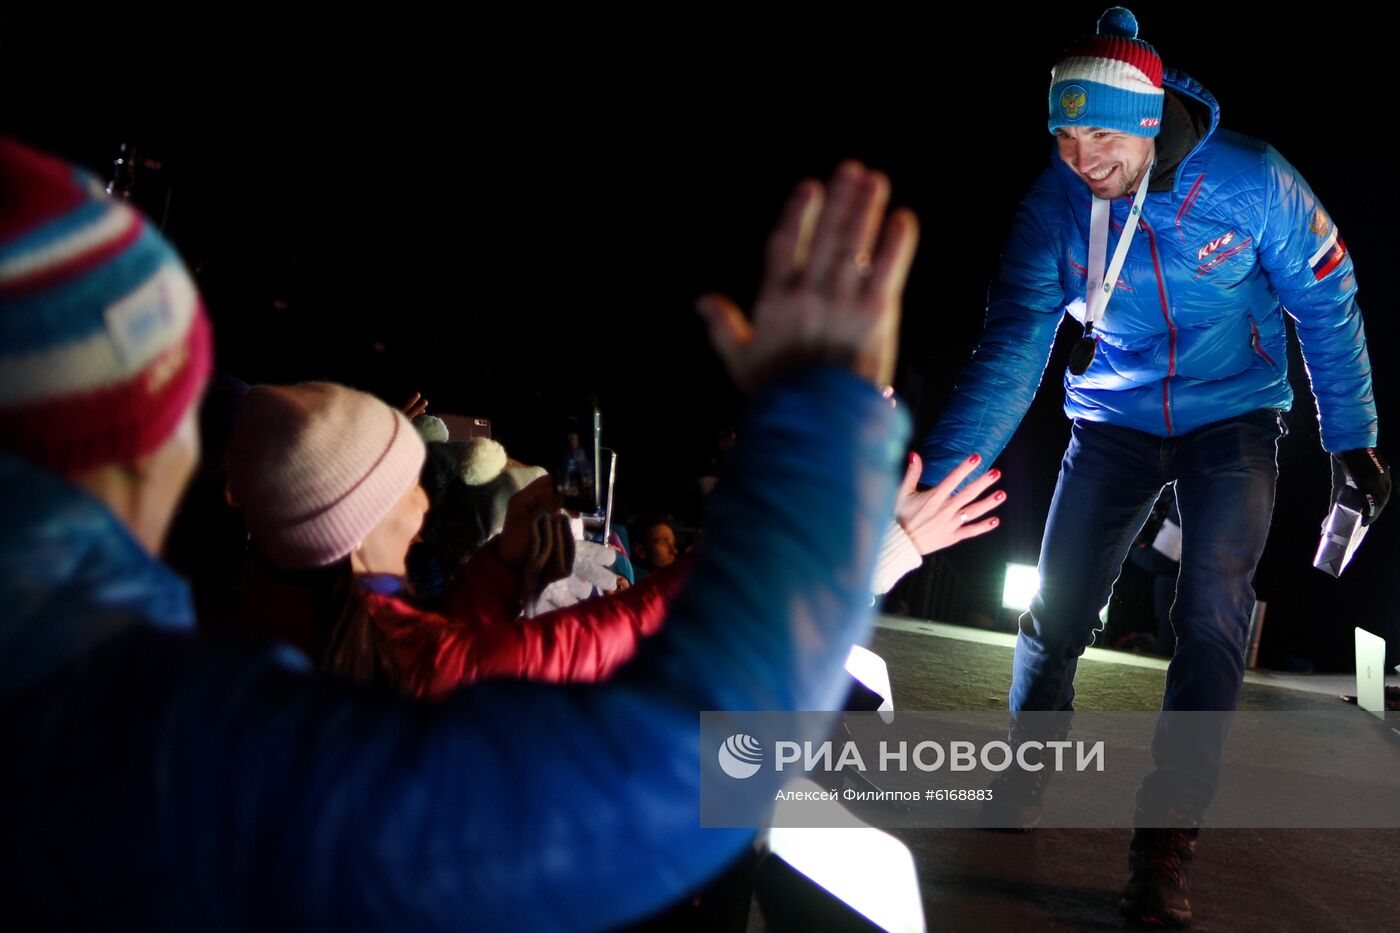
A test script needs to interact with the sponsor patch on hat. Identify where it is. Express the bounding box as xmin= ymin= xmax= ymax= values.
xmin=1060 ymin=85 xmax=1089 ymax=121
xmin=104 ymin=264 xmax=181 ymax=369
